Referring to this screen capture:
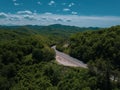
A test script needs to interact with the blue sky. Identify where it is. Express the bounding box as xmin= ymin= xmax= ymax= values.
xmin=0 ymin=0 xmax=120 ymax=27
